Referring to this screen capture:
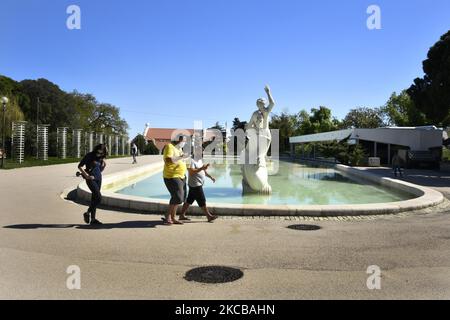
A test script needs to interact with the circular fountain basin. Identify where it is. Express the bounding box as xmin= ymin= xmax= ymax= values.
xmin=76 ymin=160 xmax=444 ymax=216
